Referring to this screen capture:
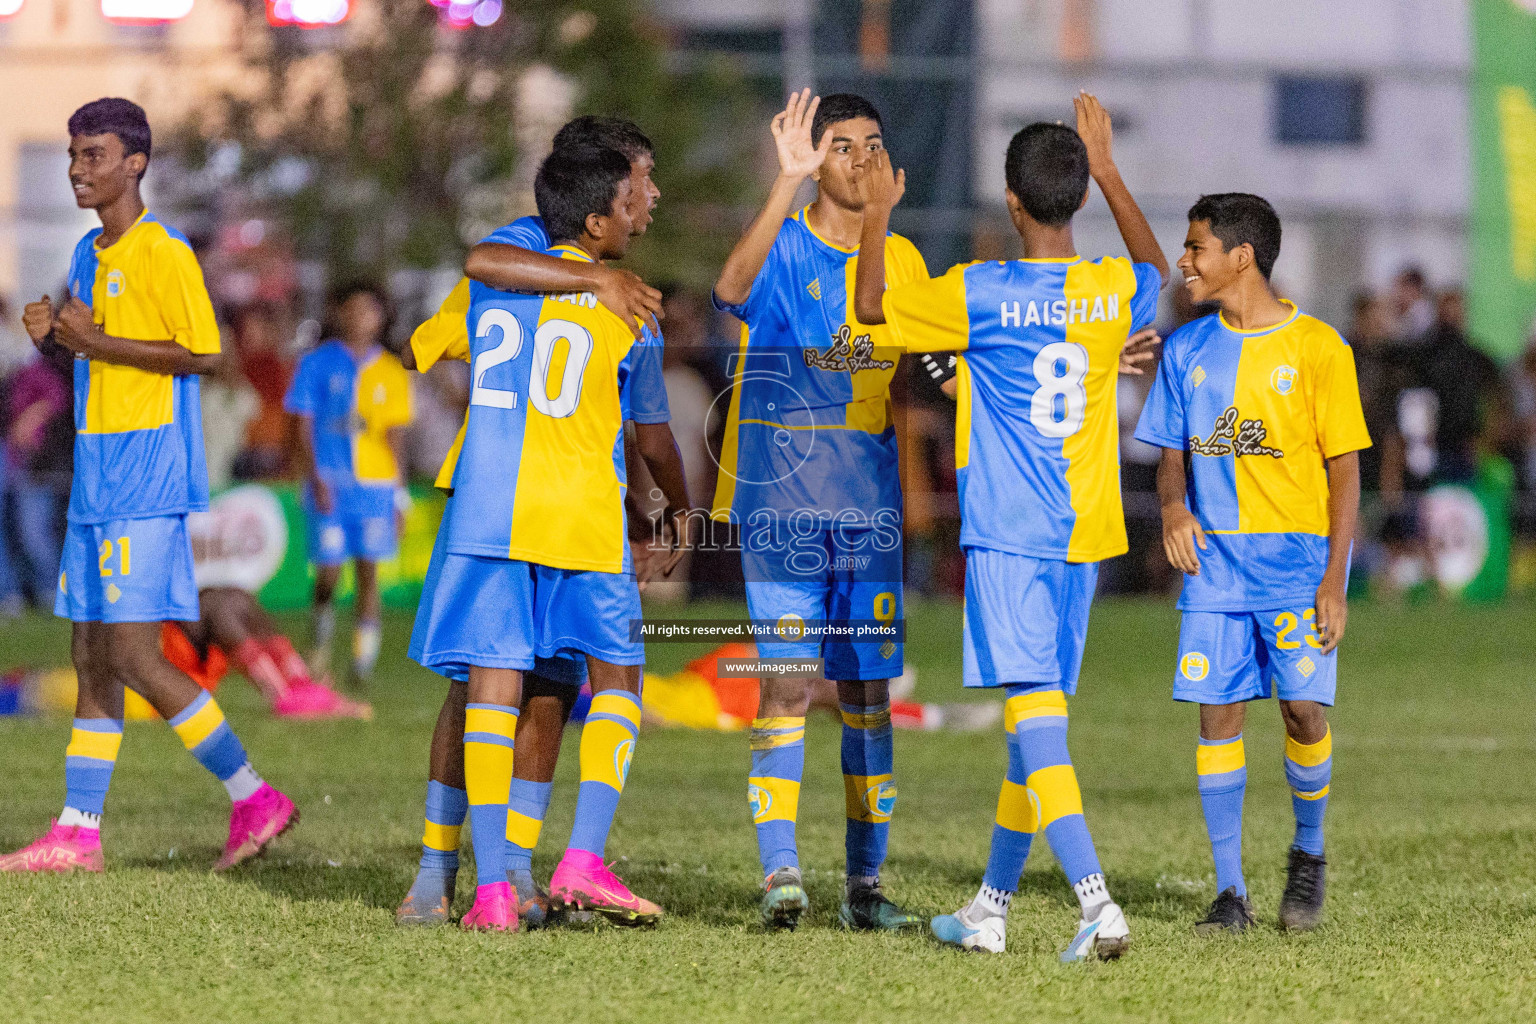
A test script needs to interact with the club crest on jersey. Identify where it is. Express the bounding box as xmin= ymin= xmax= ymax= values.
xmin=106 ymin=269 xmax=126 ymax=297
xmin=1271 ymin=365 xmax=1298 ymax=395
xmin=1188 ymin=406 xmax=1284 ymax=459
xmin=775 ymin=613 xmax=807 ymax=641
xmin=748 ymin=783 xmax=773 ymax=821
xmin=614 ymin=737 xmax=635 ymax=784
xmin=1180 ymin=652 xmax=1209 ymax=681
xmin=862 ymin=780 xmax=898 ymax=821
xmin=803 ymin=323 xmax=894 ymax=373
